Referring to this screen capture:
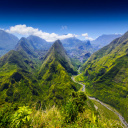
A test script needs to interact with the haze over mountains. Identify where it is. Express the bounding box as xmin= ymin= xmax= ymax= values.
xmin=0 ymin=30 xmax=122 ymax=65
xmin=0 ymin=30 xmax=19 ymax=57
xmin=91 ymin=34 xmax=122 ymax=50
xmin=80 ymin=31 xmax=128 ymax=122
xmin=61 ymin=37 xmax=93 ymax=63
xmin=0 ymin=28 xmax=128 ymax=127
